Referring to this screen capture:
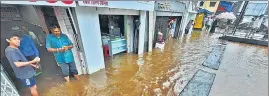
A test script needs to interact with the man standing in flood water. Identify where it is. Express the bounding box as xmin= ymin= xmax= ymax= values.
xmin=5 ymin=33 xmax=40 ymax=96
xmin=46 ymin=25 xmax=79 ymax=82
xmin=21 ymin=25 xmax=42 ymax=46
xmin=19 ymin=25 xmax=41 ymax=73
